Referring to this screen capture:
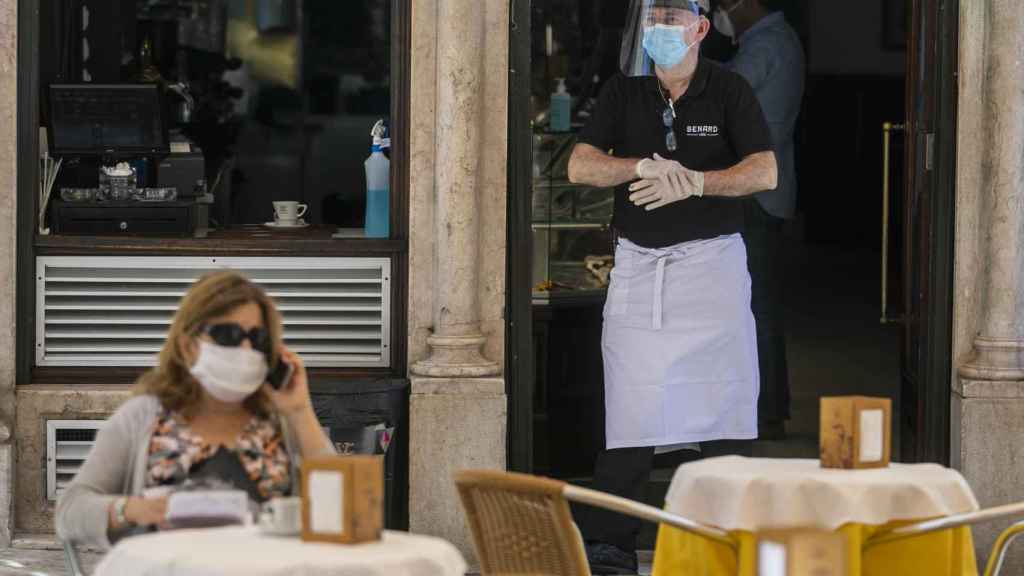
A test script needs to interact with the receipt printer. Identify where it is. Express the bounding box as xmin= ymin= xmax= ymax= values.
xmin=157 ymin=142 xmax=206 ymax=198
